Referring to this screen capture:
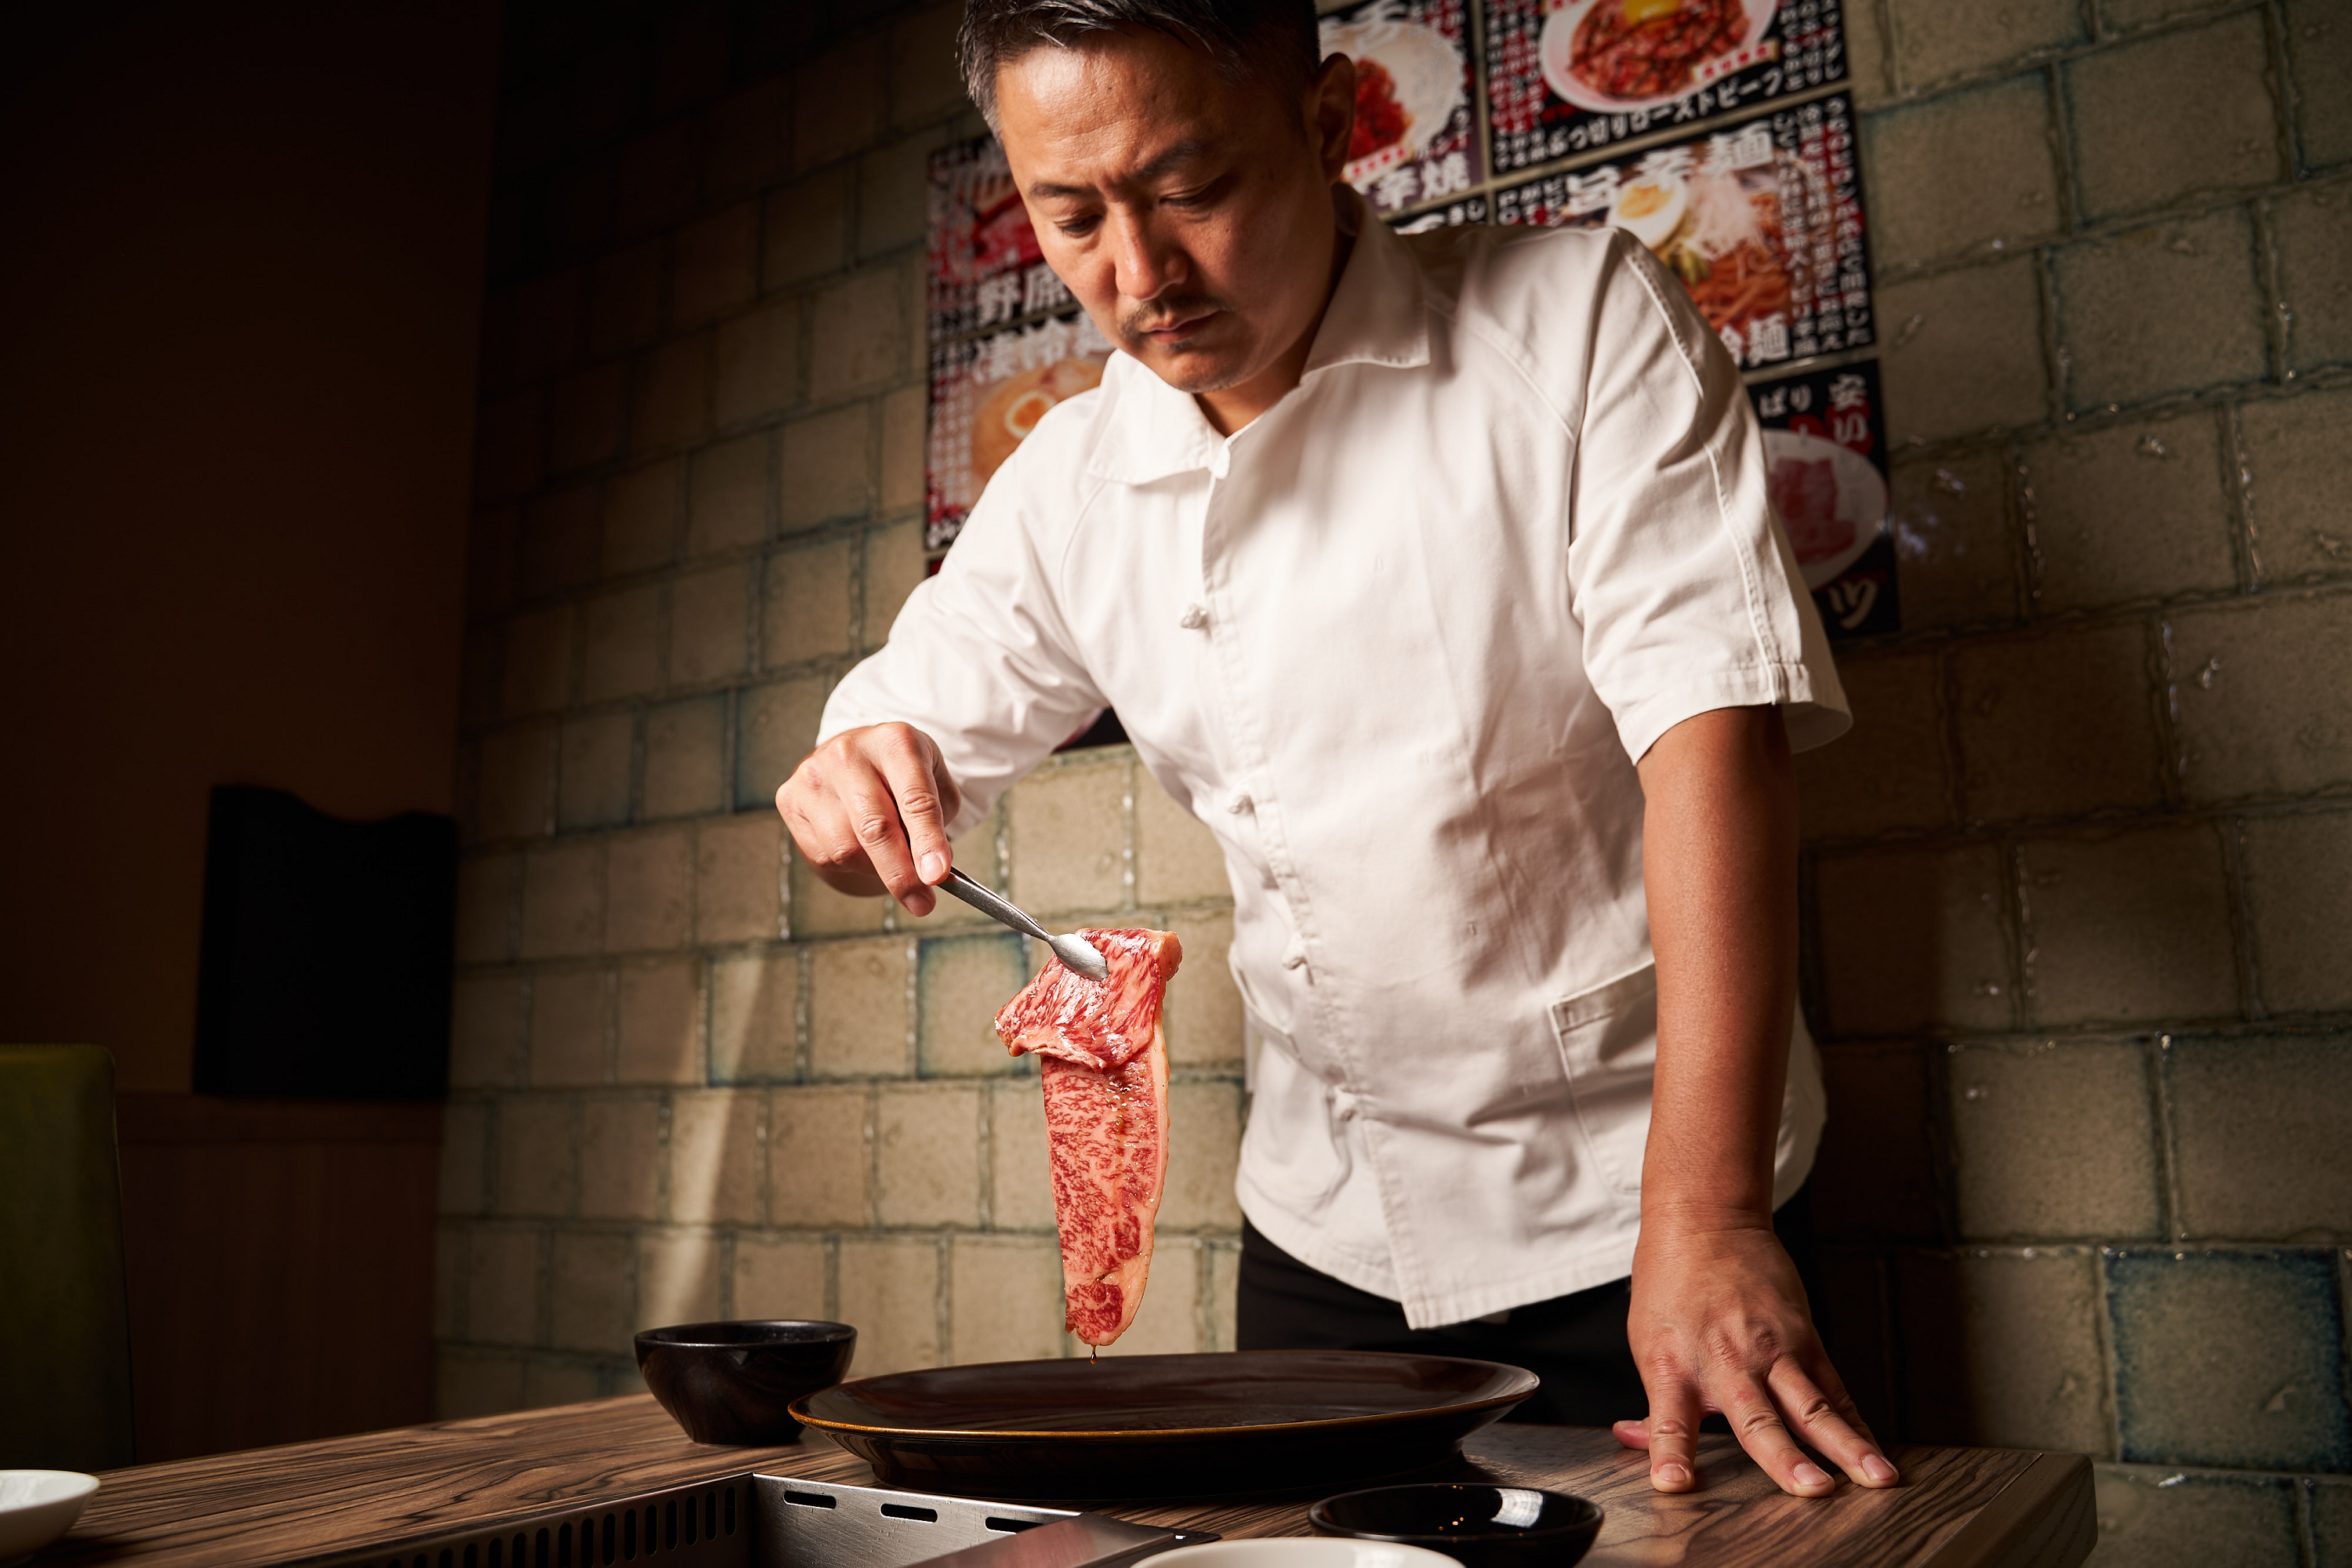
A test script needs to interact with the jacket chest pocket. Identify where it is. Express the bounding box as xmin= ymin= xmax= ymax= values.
xmin=1549 ymin=965 xmax=1659 ymax=1198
